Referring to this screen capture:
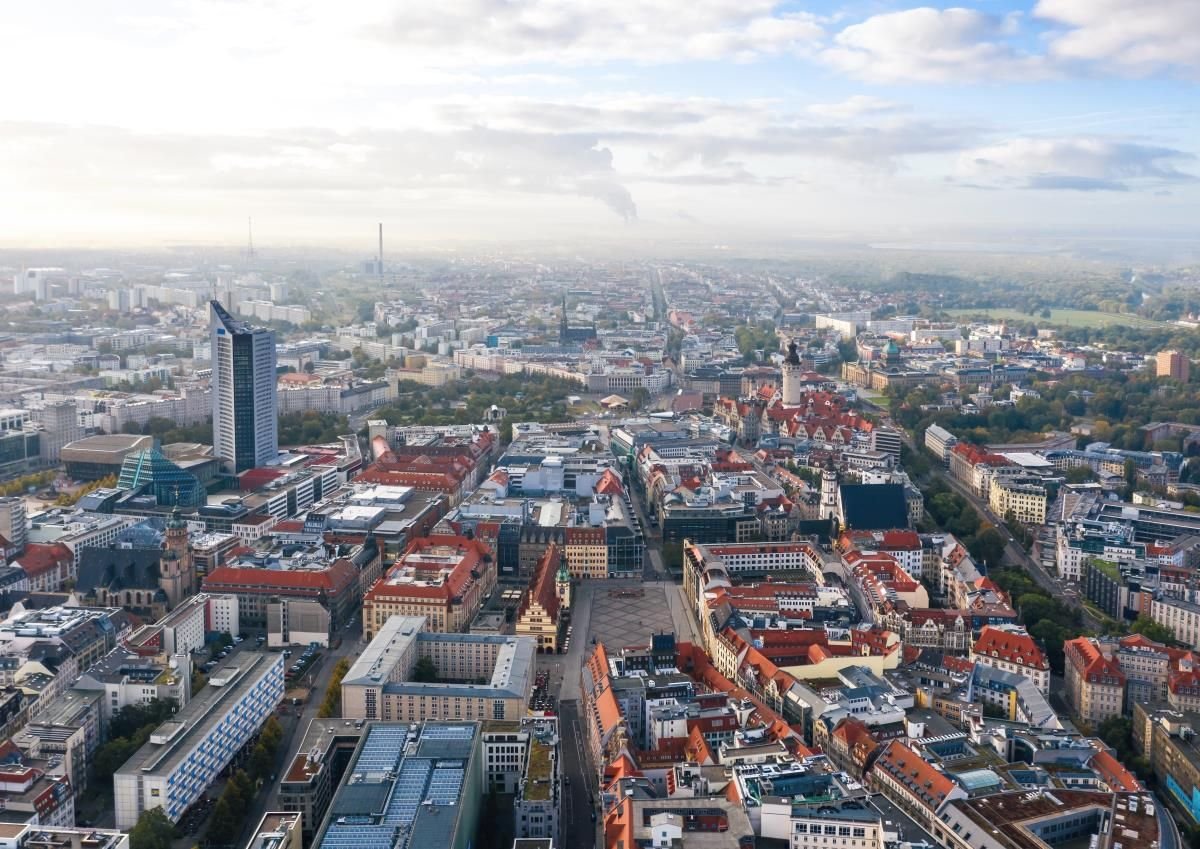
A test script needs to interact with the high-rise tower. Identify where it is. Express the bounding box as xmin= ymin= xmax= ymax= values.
xmin=781 ymin=339 xmax=804 ymax=406
xmin=211 ymin=299 xmax=278 ymax=473
xmin=820 ymin=460 xmax=839 ymax=523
